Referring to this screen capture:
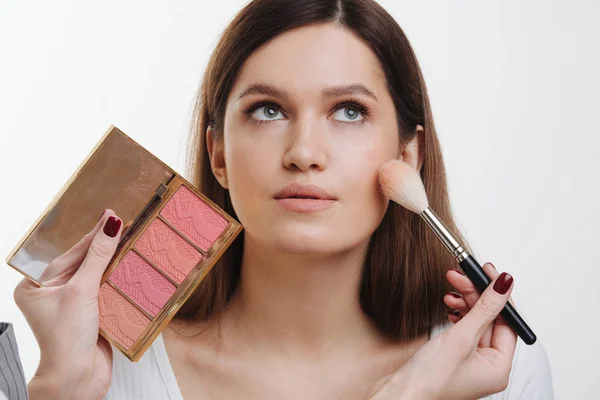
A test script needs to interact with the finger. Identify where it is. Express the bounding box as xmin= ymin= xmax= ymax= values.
xmin=97 ymin=335 xmax=113 ymax=371
xmin=447 ymin=264 xmax=517 ymax=310
xmin=478 ymin=263 xmax=500 ymax=347
xmin=446 ymin=263 xmax=494 ymax=310
xmin=69 ymin=213 xmax=123 ymax=293
xmin=491 ymin=305 xmax=518 ymax=361
xmin=452 ymin=272 xmax=514 ymax=346
xmin=443 ymin=292 xmax=468 ymax=315
xmin=485 ymin=264 xmax=517 ymax=308
xmin=14 ymin=276 xmax=49 ymax=306
xmin=447 ymin=263 xmax=516 ymax=349
xmin=448 ymin=309 xmax=462 ymax=324
xmin=38 ymin=209 xmax=109 ymax=284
